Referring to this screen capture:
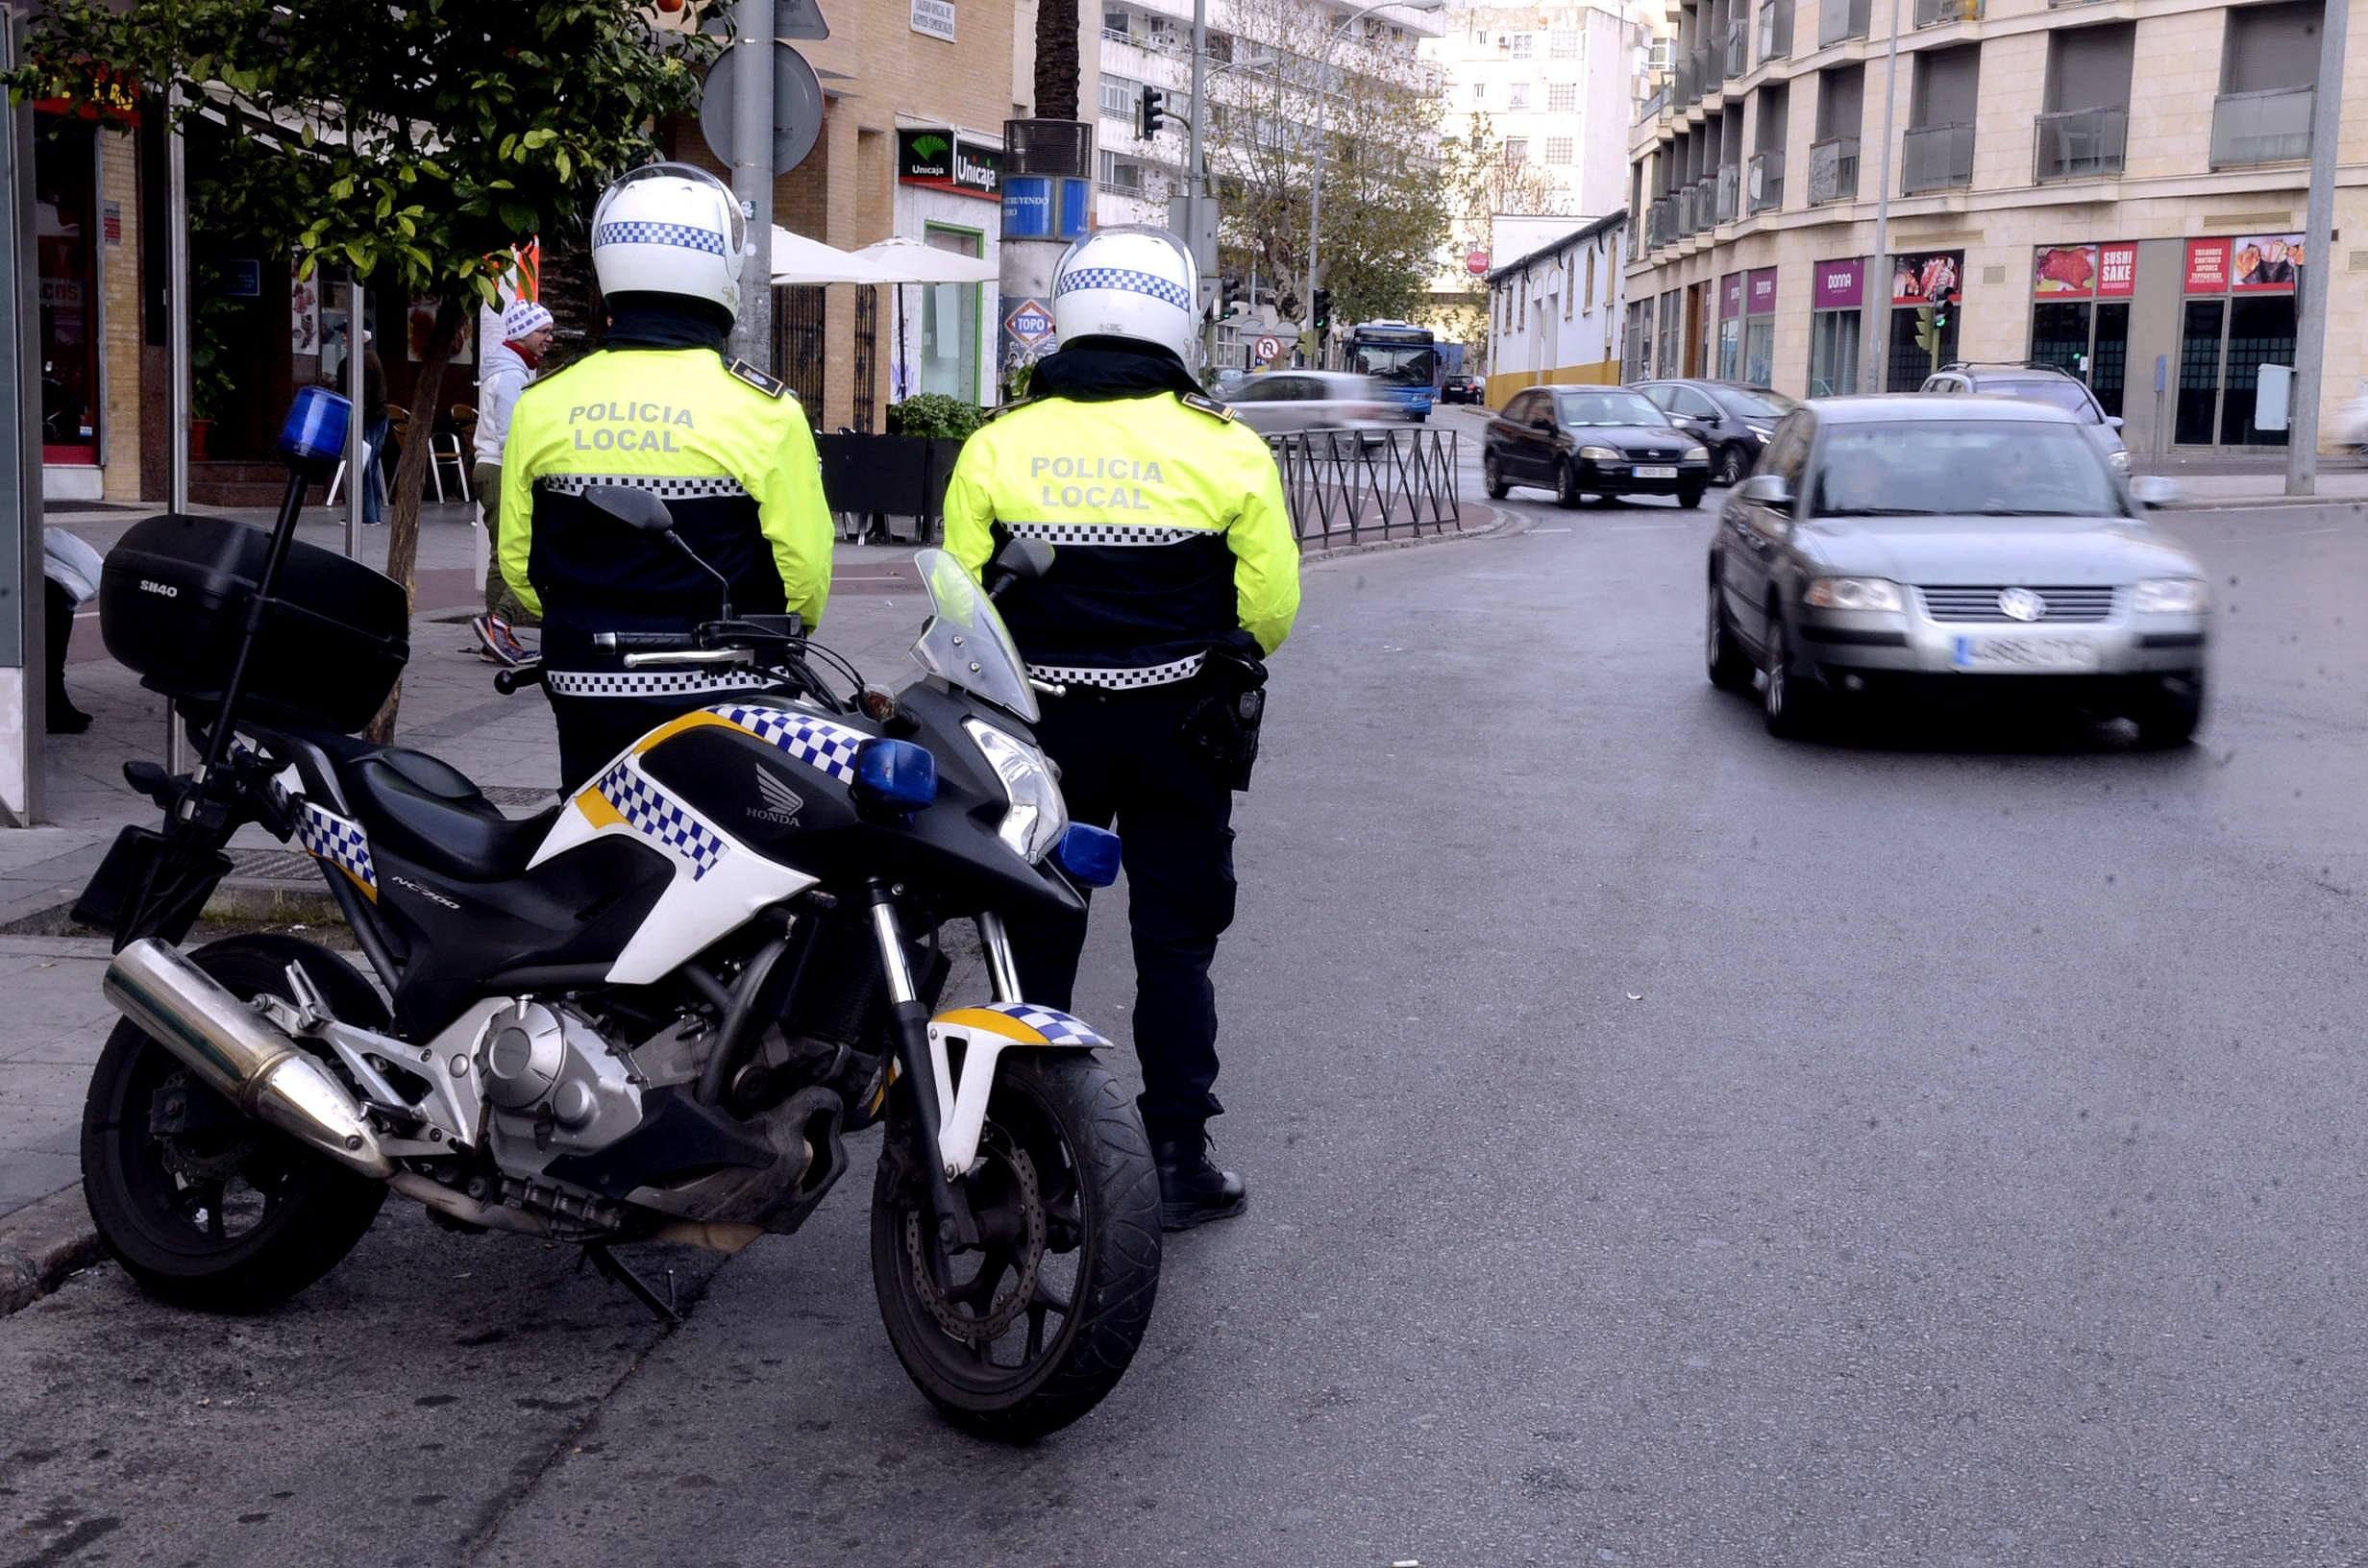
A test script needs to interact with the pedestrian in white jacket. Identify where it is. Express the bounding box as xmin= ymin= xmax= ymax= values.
xmin=472 ymin=301 xmax=555 ymax=661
